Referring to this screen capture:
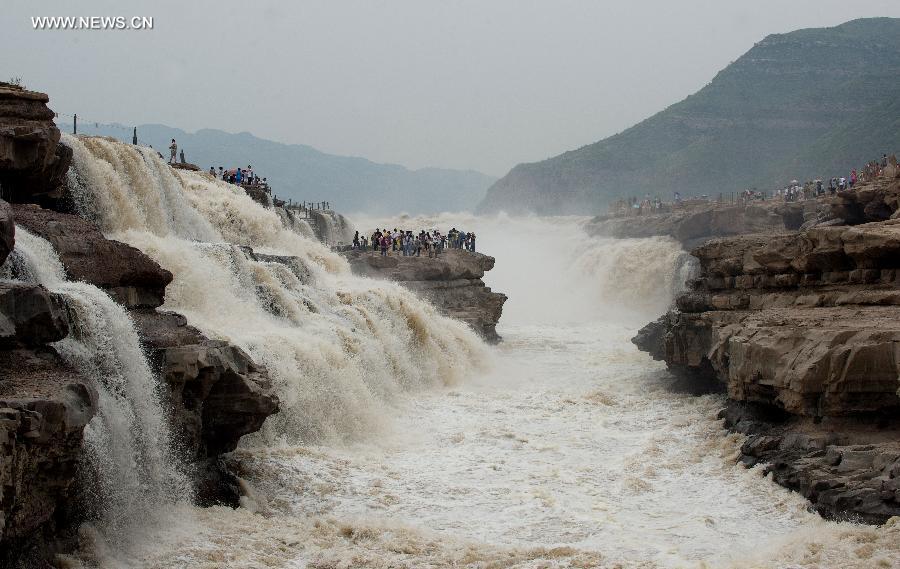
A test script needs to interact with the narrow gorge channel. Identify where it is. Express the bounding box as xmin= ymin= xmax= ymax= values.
xmin=2 ymin=125 xmax=899 ymax=567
